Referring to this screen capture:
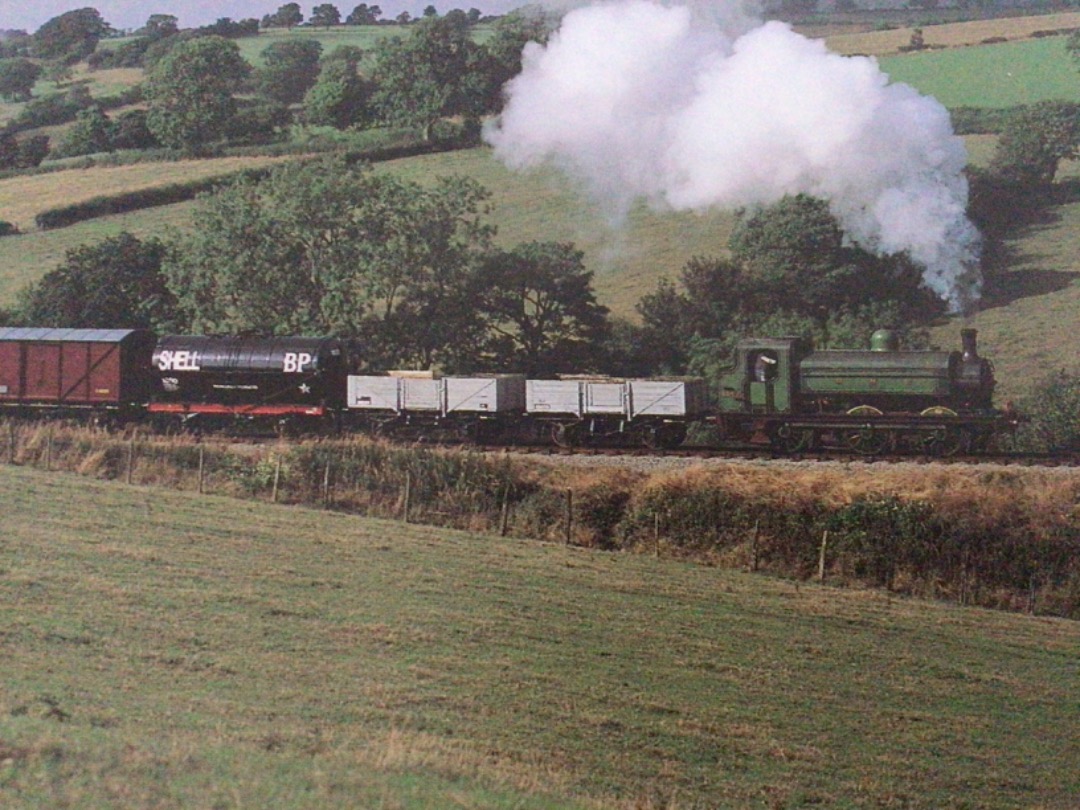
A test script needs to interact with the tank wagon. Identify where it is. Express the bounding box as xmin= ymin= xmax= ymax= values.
xmin=716 ymin=328 xmax=1014 ymax=454
xmin=149 ymin=335 xmax=358 ymax=429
